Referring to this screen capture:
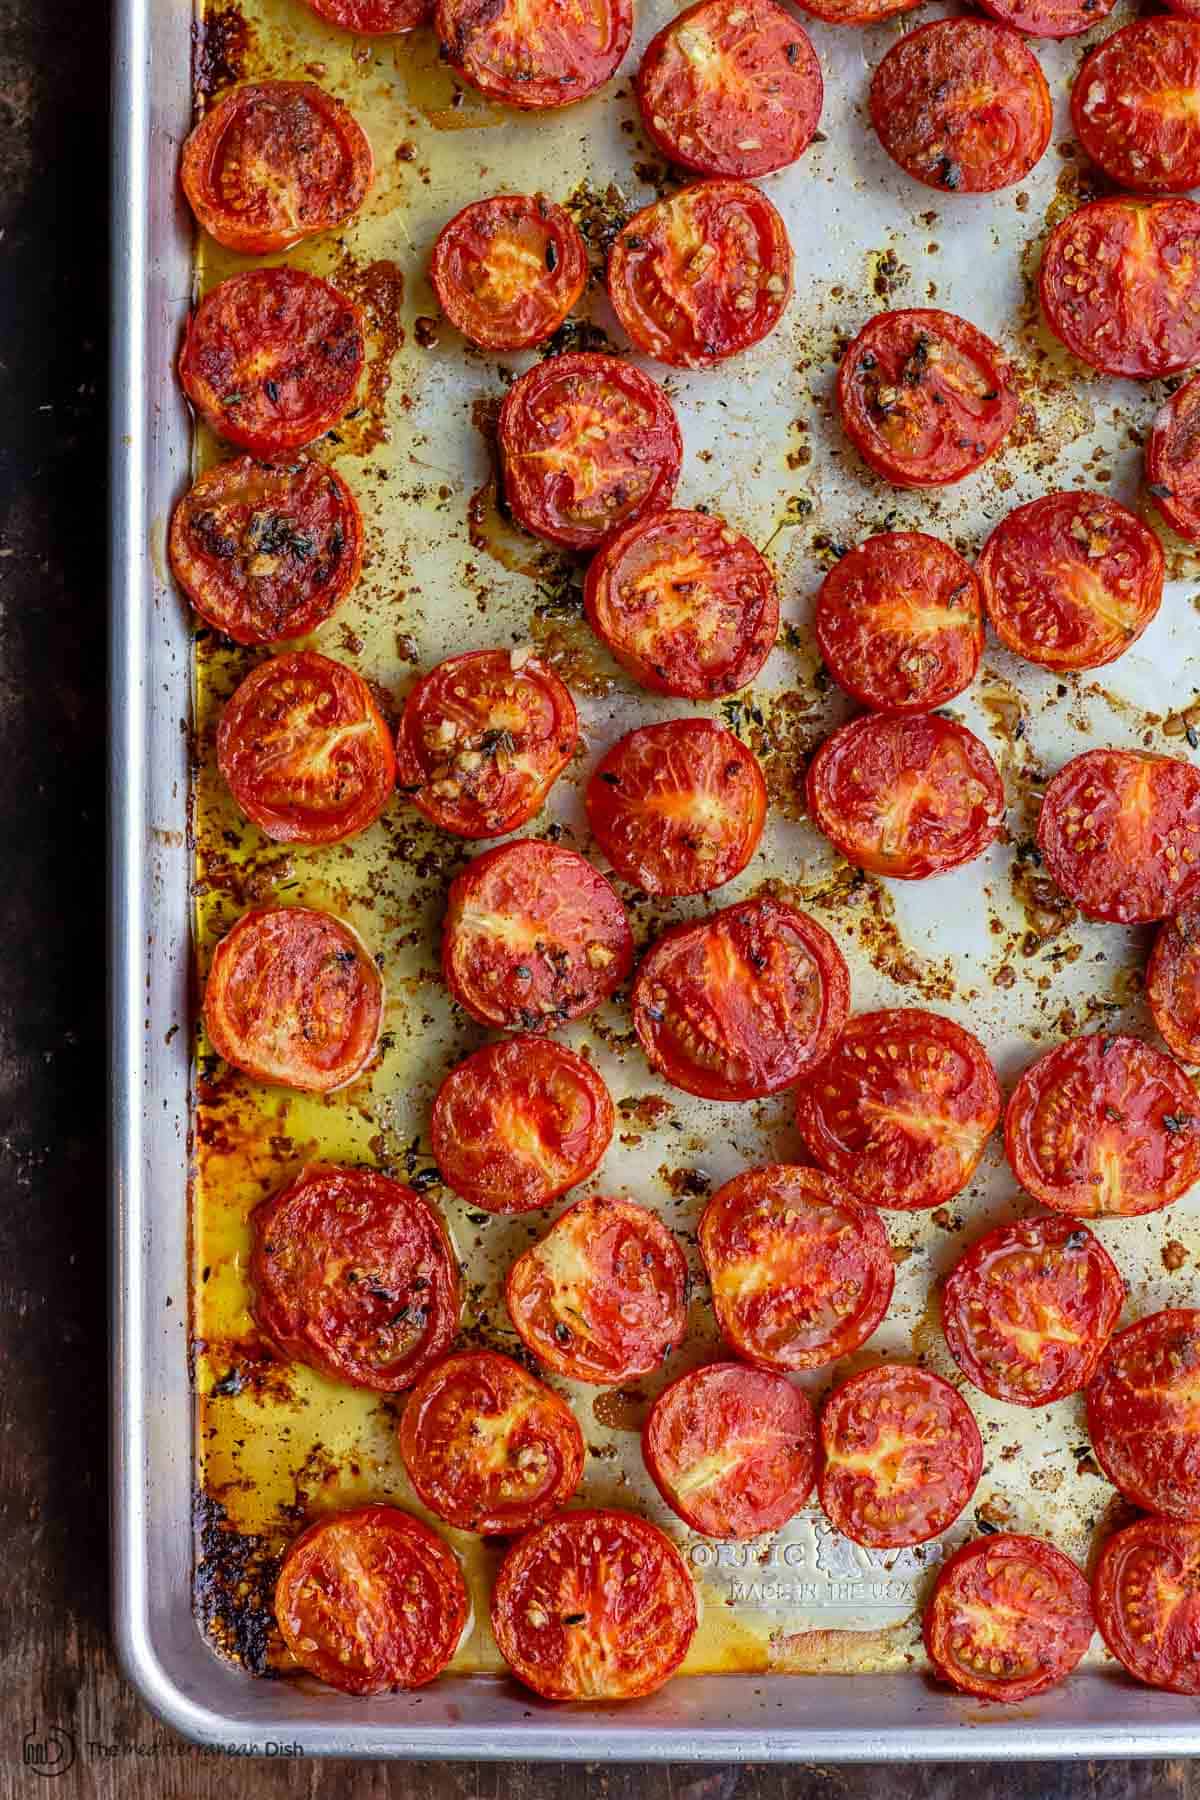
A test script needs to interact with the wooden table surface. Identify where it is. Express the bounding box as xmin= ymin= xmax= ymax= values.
xmin=0 ymin=1 xmax=1195 ymax=1794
